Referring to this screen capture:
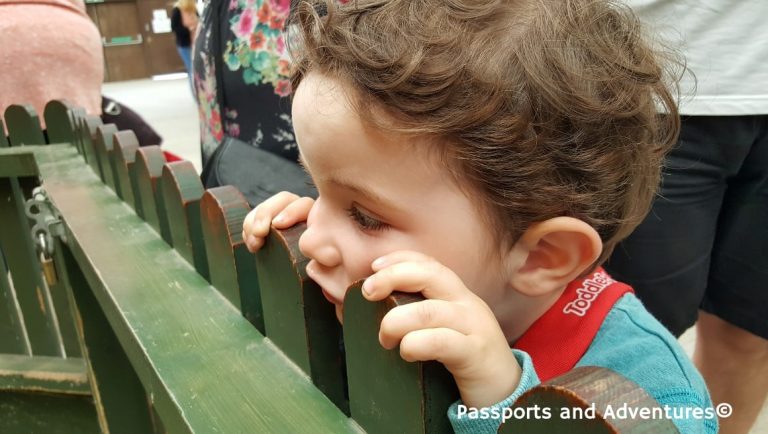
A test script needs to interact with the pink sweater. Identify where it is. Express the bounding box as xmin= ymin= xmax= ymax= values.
xmin=0 ymin=0 xmax=103 ymax=127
